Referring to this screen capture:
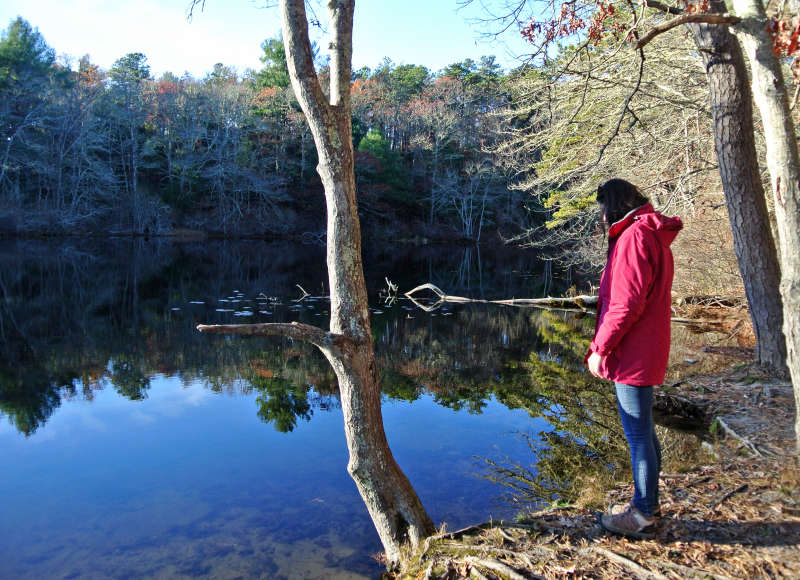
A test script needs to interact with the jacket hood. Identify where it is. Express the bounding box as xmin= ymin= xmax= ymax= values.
xmin=608 ymin=203 xmax=682 ymax=246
